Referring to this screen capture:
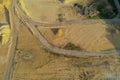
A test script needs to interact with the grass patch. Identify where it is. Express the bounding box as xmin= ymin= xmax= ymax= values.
xmin=18 ymin=0 xmax=30 ymax=16
xmin=57 ymin=14 xmax=65 ymax=22
xmin=3 ymin=0 xmax=12 ymax=9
